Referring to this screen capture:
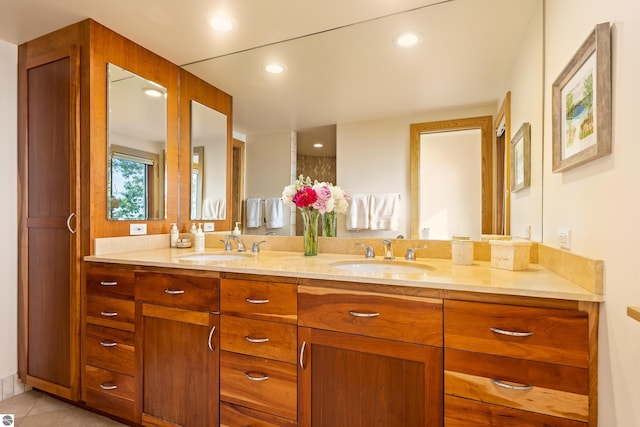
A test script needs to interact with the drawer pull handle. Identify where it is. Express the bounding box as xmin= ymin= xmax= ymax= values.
xmin=245 ymin=298 xmax=269 ymax=304
xmin=245 ymin=336 xmax=269 ymax=344
xmin=490 ymin=378 xmax=534 ymax=391
xmin=99 ymin=340 xmax=117 ymax=348
xmin=349 ymin=310 xmax=380 ymax=318
xmin=490 ymin=327 xmax=534 ymax=337
xmin=99 ymin=383 xmax=118 ymax=391
xmin=164 ymin=289 xmax=185 ymax=295
xmin=208 ymin=326 xmax=216 ymax=352
xmin=99 ymin=281 xmax=118 ymax=286
xmin=245 ymin=371 xmax=269 ymax=381
xmin=300 ymin=341 xmax=307 ymax=370
xmin=100 ymin=311 xmax=118 ymax=317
